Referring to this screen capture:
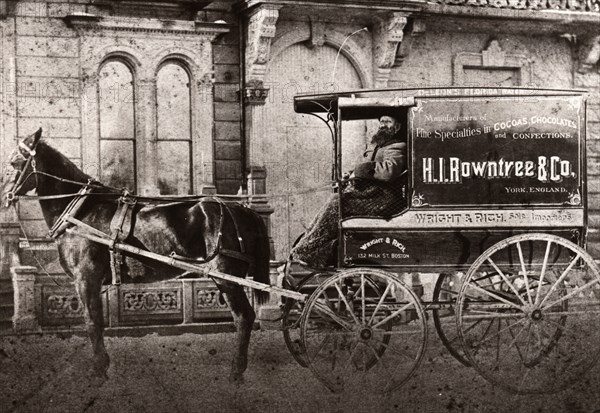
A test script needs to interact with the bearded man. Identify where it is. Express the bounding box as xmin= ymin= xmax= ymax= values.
xmin=291 ymin=114 xmax=407 ymax=269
